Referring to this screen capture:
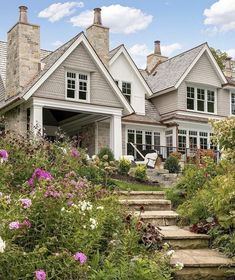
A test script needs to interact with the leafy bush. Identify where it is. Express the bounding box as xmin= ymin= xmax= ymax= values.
xmin=0 ymin=131 xmax=176 ymax=279
xmin=134 ymin=165 xmax=147 ymax=181
xmin=118 ymin=158 xmax=131 ymax=175
xmin=164 ymin=156 xmax=180 ymax=174
xmin=97 ymin=147 xmax=114 ymax=162
xmin=170 ymin=151 xmax=182 ymax=160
